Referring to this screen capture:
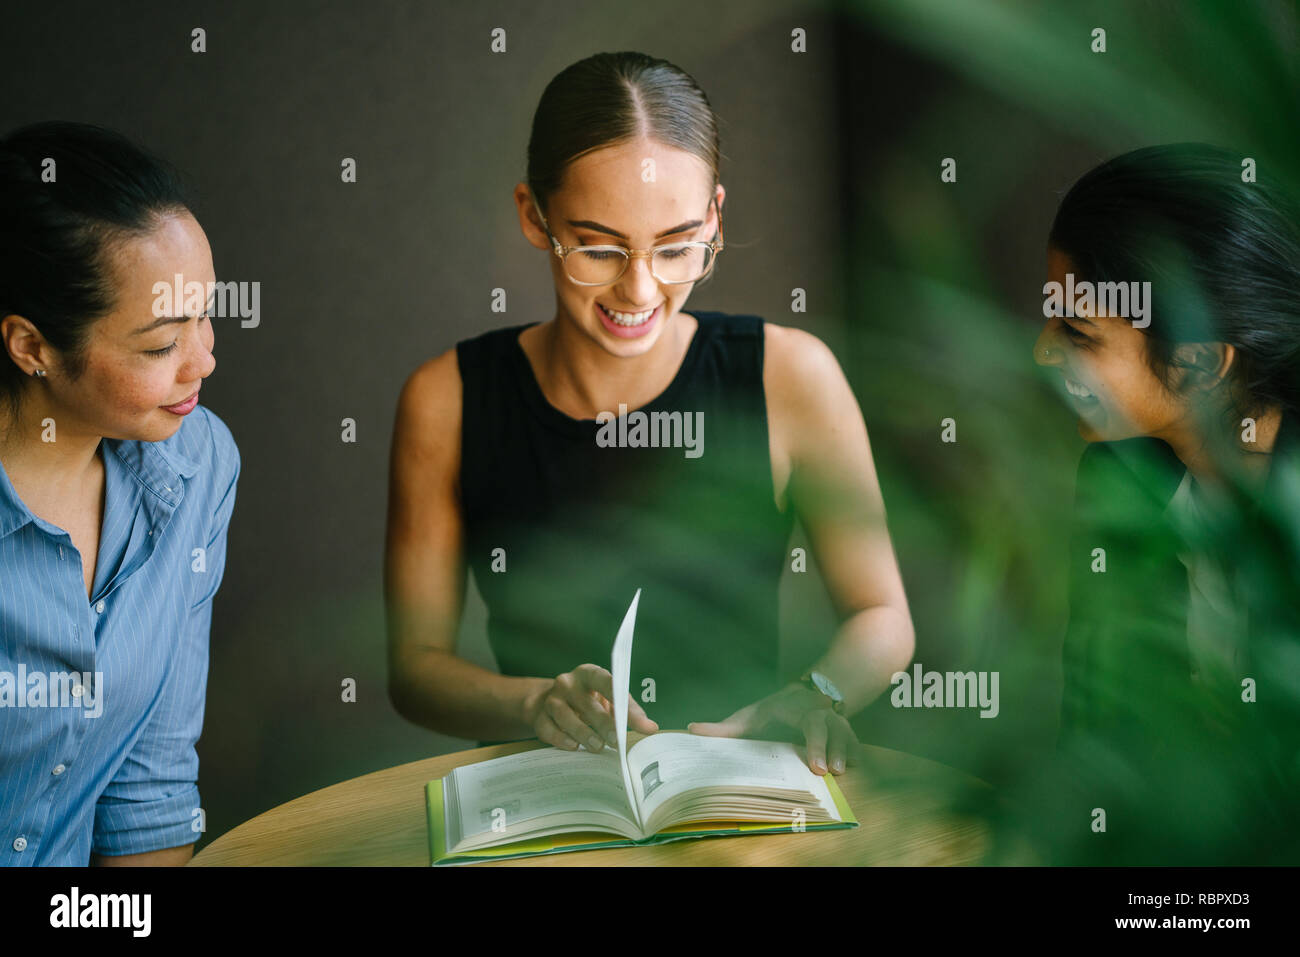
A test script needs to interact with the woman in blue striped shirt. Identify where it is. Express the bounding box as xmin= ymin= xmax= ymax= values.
xmin=0 ymin=122 xmax=239 ymax=866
